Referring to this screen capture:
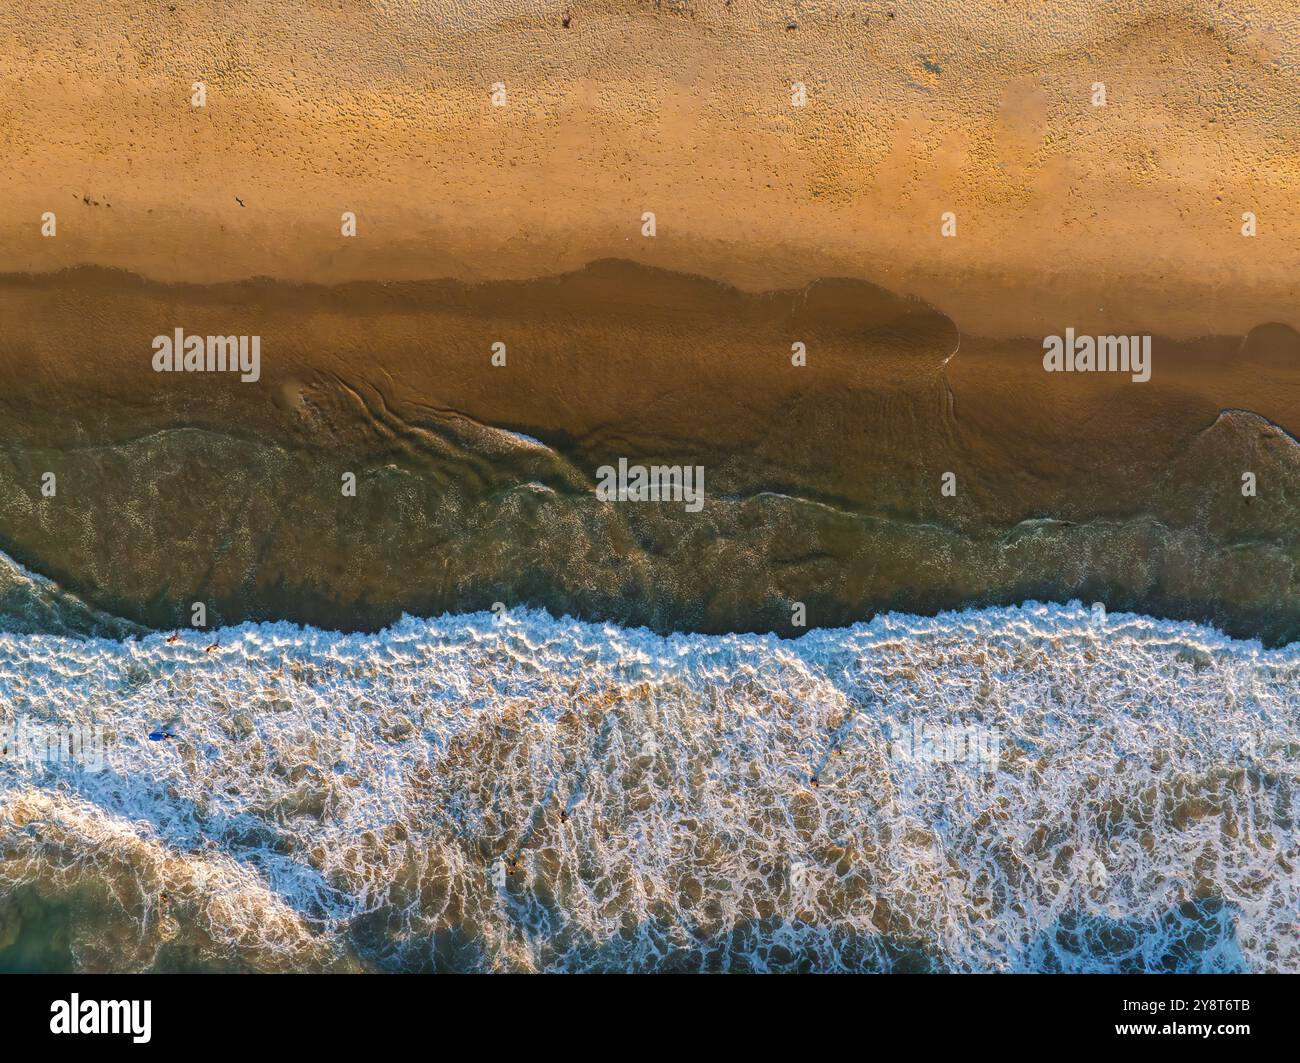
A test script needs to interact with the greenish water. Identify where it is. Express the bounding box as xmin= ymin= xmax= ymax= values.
xmin=0 ymin=891 xmax=76 ymax=972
